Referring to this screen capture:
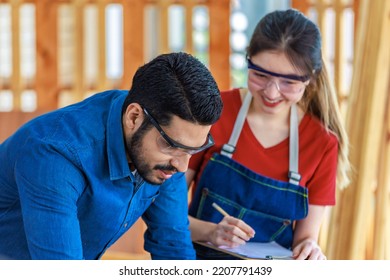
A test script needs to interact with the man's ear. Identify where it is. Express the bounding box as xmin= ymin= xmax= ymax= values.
xmin=123 ymin=103 xmax=144 ymax=131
